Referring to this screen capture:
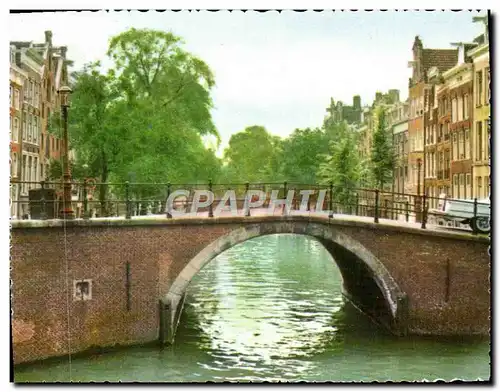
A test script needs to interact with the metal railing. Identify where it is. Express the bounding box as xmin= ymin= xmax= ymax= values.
xmin=9 ymin=179 xmax=490 ymax=234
